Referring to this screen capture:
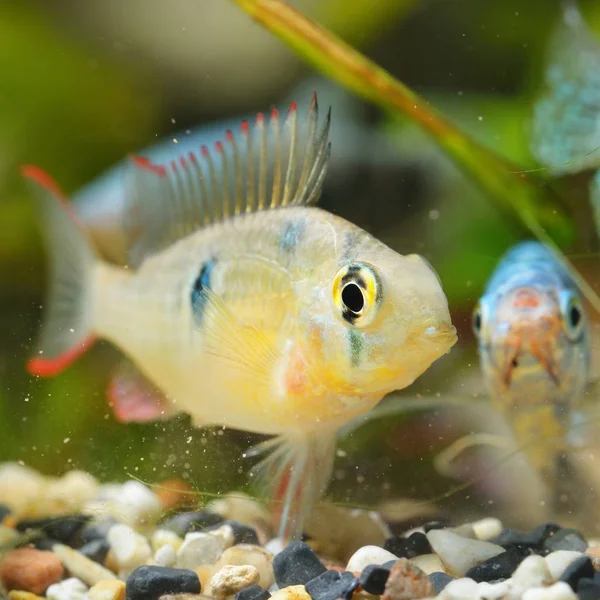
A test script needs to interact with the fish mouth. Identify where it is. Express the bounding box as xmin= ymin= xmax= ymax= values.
xmin=421 ymin=322 xmax=458 ymax=349
xmin=499 ymin=335 xmax=561 ymax=388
